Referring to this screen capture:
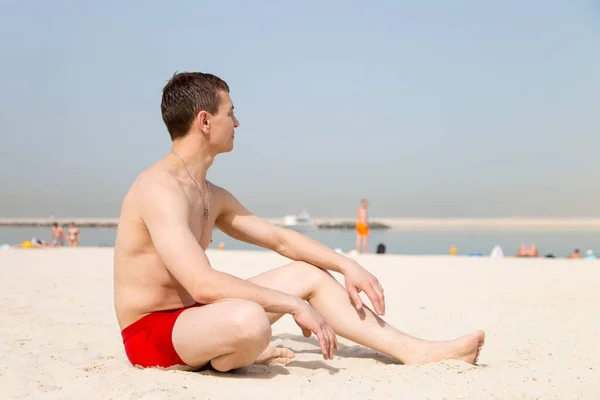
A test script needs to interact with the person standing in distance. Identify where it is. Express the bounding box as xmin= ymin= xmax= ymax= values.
xmin=355 ymin=199 xmax=370 ymax=253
